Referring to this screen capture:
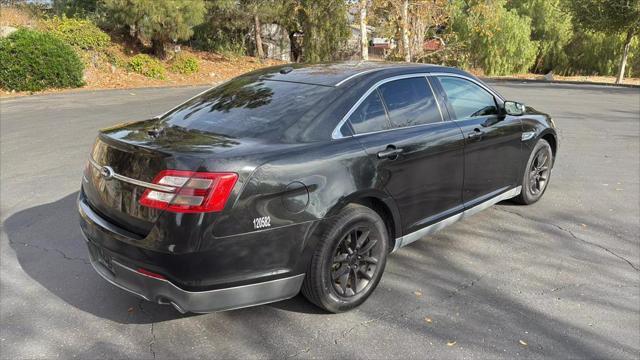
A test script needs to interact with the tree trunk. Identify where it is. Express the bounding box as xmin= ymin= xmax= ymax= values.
xmin=616 ymin=28 xmax=634 ymax=84
xmin=254 ymin=14 xmax=264 ymax=59
xmin=151 ymin=37 xmax=166 ymax=59
xmin=289 ymin=31 xmax=301 ymax=62
xmin=360 ymin=0 xmax=368 ymax=61
xmin=401 ymin=0 xmax=410 ymax=63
